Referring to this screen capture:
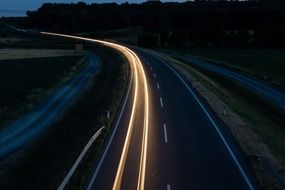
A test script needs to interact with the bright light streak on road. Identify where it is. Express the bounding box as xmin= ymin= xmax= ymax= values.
xmin=40 ymin=32 xmax=150 ymax=190
xmin=112 ymin=48 xmax=139 ymax=190
xmin=131 ymin=50 xmax=149 ymax=190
